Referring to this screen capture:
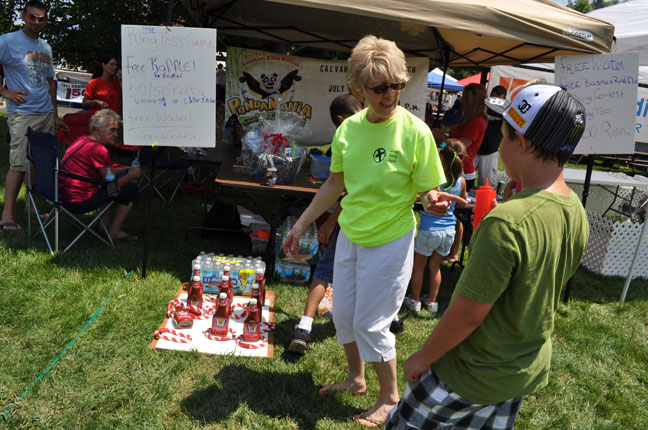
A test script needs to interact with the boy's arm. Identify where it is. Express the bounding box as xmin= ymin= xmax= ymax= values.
xmin=403 ymin=293 xmax=493 ymax=382
xmin=318 ymin=204 xmax=342 ymax=245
